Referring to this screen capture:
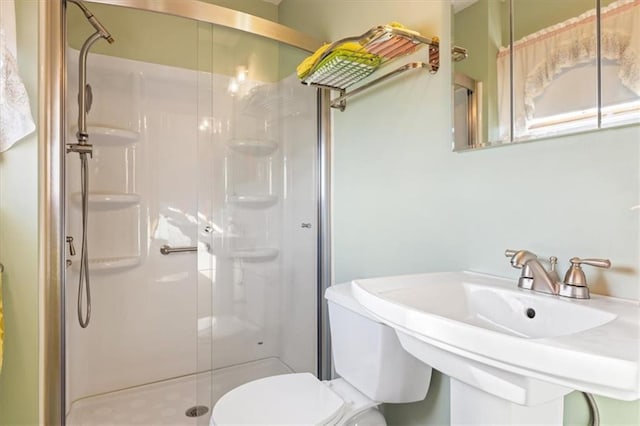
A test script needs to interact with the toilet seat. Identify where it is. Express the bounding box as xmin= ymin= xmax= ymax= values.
xmin=212 ymin=373 xmax=347 ymax=425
